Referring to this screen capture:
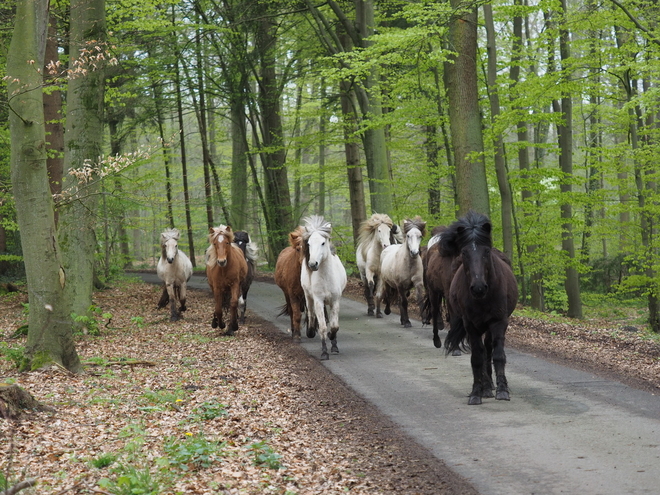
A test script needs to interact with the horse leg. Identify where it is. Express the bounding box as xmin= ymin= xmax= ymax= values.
xmin=383 ymin=286 xmax=392 ymax=315
xmin=482 ymin=331 xmax=495 ymax=397
xmin=226 ymin=286 xmax=242 ymax=336
xmin=179 ymin=282 xmax=188 ymax=312
xmin=157 ymin=285 xmax=169 ymax=309
xmin=374 ymin=279 xmax=383 ymax=318
xmin=467 ymin=331 xmax=487 ymax=405
xmin=365 ymin=275 xmax=376 ymax=316
xmin=430 ymin=290 xmax=444 ymax=348
xmin=212 ymin=290 xmax=224 ymax=330
xmin=490 ymin=323 xmax=510 ymax=401
xmin=305 ymin=293 xmax=317 ymax=338
xmin=167 ymin=283 xmax=180 ymax=322
xmin=238 ymin=294 xmax=246 ymax=325
xmin=328 ymin=301 xmax=340 ymax=354
xmin=315 ymin=299 xmax=330 ymax=360
xmin=398 ymin=286 xmax=411 ymax=328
